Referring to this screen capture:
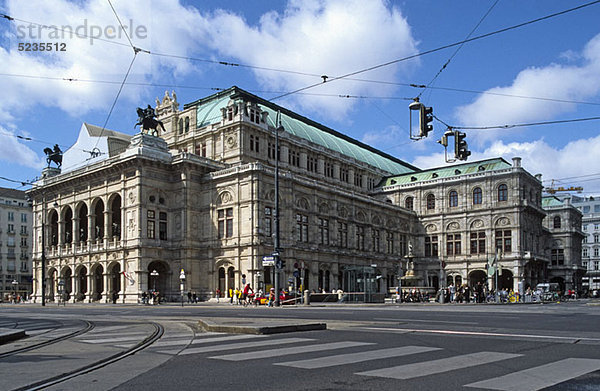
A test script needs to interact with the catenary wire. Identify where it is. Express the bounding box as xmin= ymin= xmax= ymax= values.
xmin=269 ymin=0 xmax=600 ymax=101
xmin=417 ymin=0 xmax=500 ymax=99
